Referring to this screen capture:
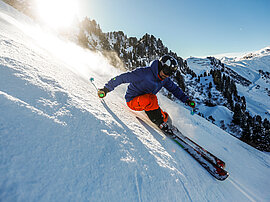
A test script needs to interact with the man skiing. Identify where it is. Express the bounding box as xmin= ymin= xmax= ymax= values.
xmin=98 ymin=55 xmax=196 ymax=132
